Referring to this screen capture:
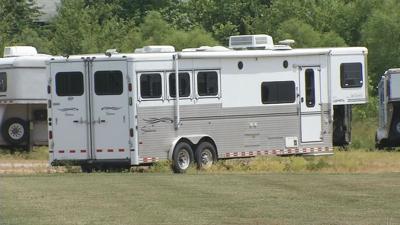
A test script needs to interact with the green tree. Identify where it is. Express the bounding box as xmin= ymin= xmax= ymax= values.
xmin=140 ymin=11 xmax=218 ymax=50
xmin=50 ymin=0 xmax=139 ymax=55
xmin=276 ymin=18 xmax=345 ymax=48
xmin=0 ymin=0 xmax=42 ymax=55
xmin=362 ymin=0 xmax=400 ymax=86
